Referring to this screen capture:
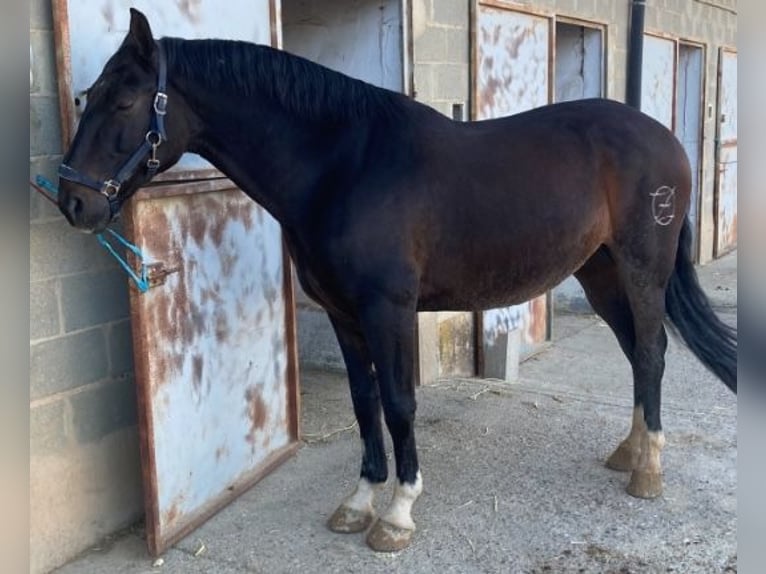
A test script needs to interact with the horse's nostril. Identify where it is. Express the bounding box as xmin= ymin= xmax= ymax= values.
xmin=66 ymin=195 xmax=84 ymax=221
